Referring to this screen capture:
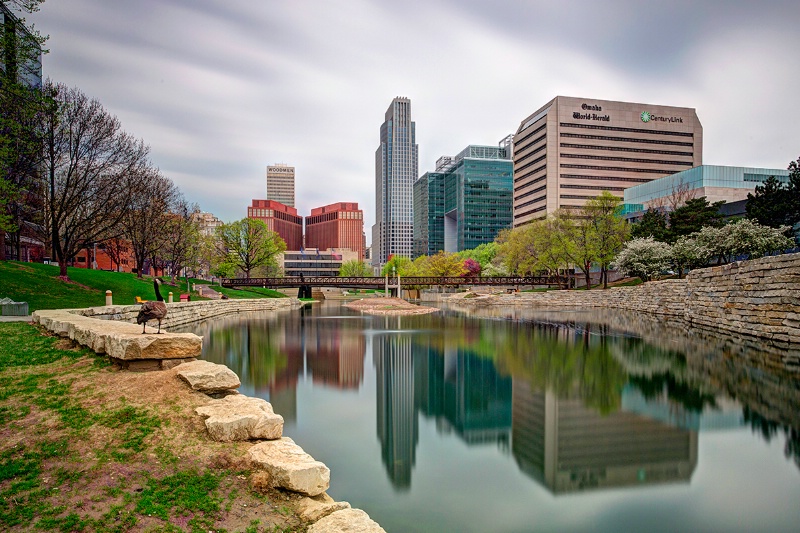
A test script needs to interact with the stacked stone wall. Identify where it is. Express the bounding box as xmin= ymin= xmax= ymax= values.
xmin=464 ymin=278 xmax=686 ymax=316
xmin=451 ymin=252 xmax=800 ymax=346
xmin=74 ymin=297 xmax=301 ymax=328
xmin=685 ymin=252 xmax=800 ymax=344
